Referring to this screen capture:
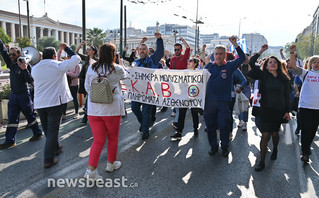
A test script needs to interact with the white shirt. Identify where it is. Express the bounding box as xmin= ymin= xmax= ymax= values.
xmin=298 ymin=68 xmax=319 ymax=109
xmin=32 ymin=55 xmax=81 ymax=109
xmin=85 ymin=64 xmax=127 ymax=116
